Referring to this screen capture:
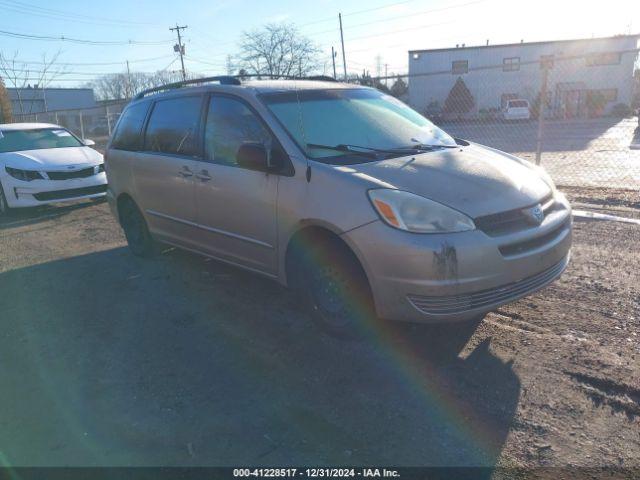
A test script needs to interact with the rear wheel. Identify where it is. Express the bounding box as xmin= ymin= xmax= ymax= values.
xmin=119 ymin=199 xmax=154 ymax=257
xmin=295 ymin=237 xmax=374 ymax=339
